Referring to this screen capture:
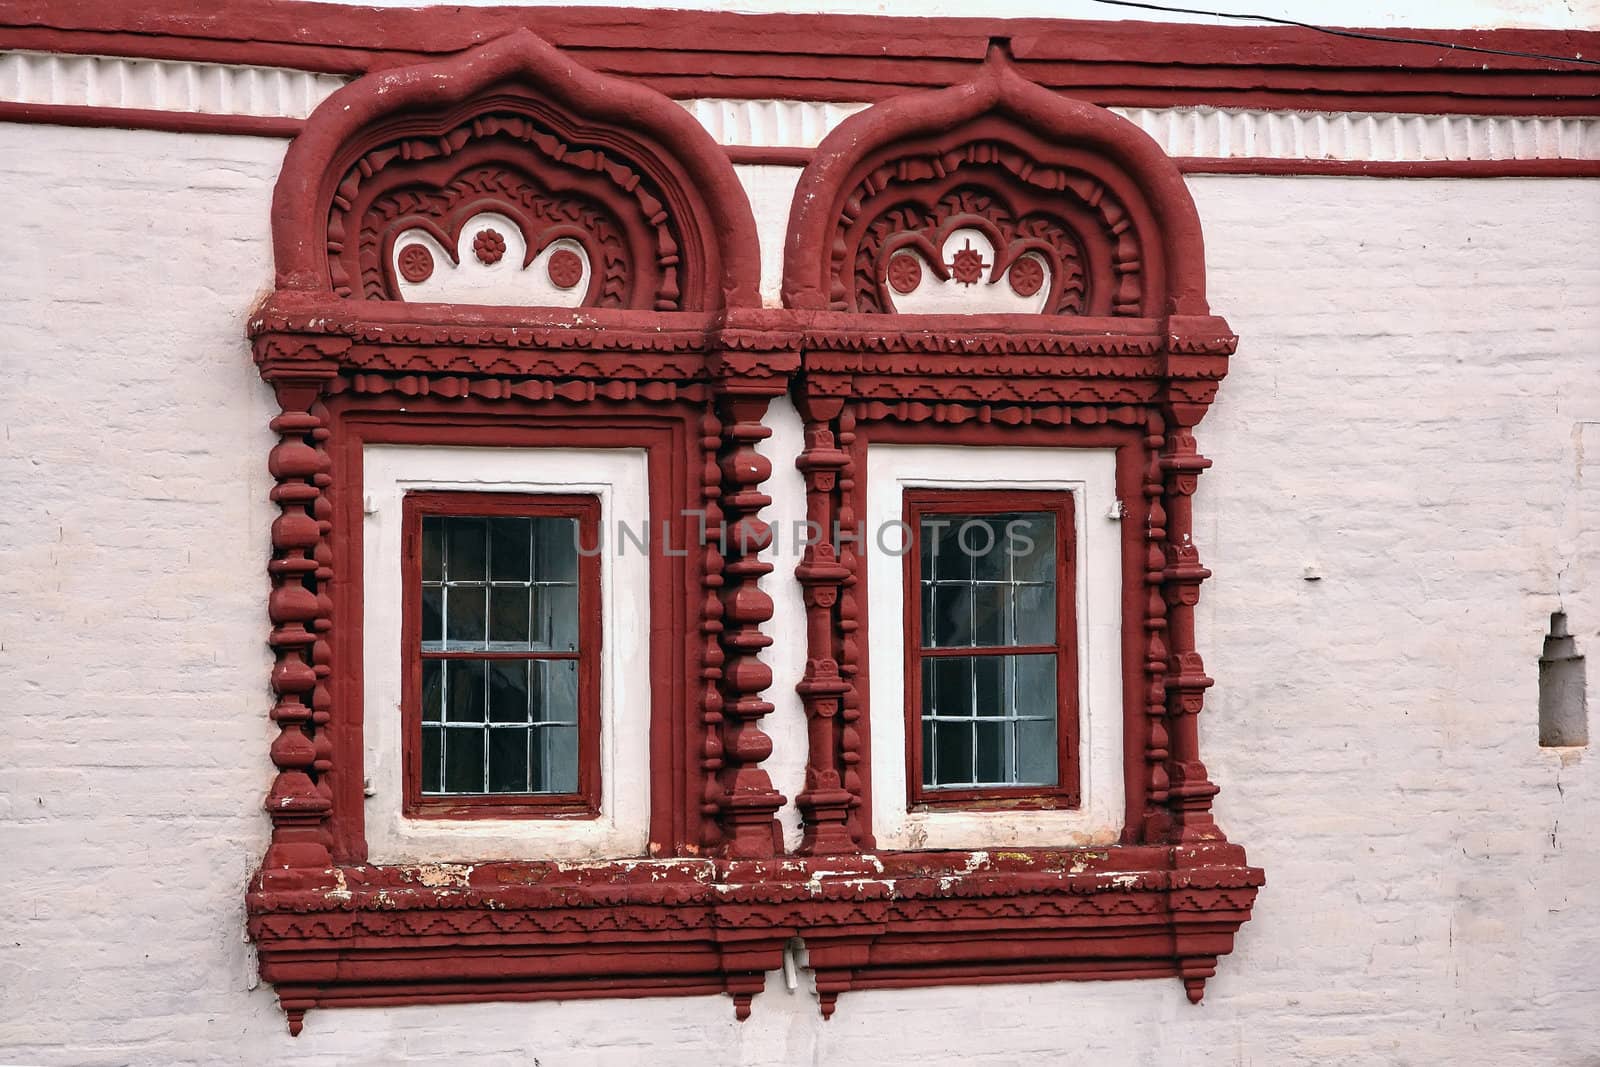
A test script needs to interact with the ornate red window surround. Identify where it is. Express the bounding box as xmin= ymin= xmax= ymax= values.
xmin=245 ymin=29 xmax=1261 ymax=1035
